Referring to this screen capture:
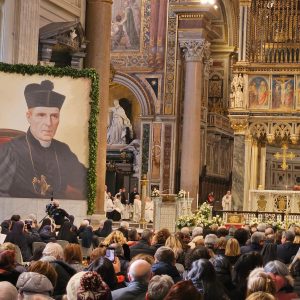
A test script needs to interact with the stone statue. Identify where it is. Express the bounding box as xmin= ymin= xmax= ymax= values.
xmin=121 ymin=139 xmax=140 ymax=177
xmin=107 ymin=99 xmax=133 ymax=145
xmin=231 ymin=74 xmax=245 ymax=108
